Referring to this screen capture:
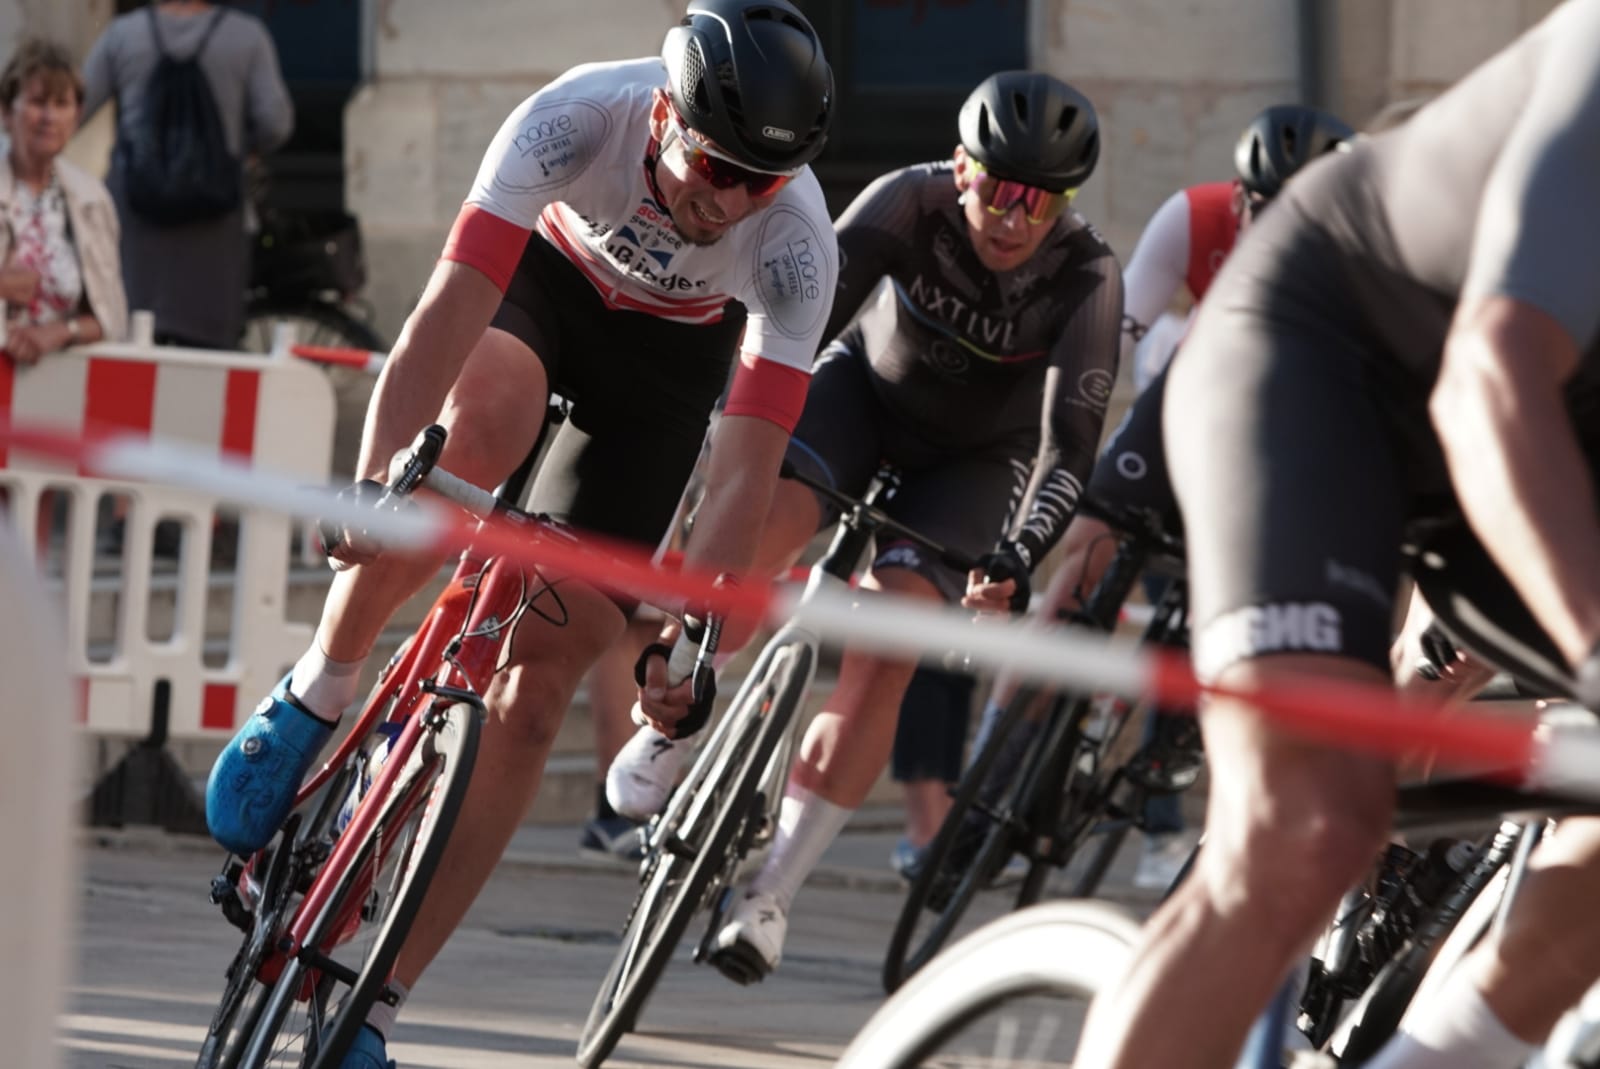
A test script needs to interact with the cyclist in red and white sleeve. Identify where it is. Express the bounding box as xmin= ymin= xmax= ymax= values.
xmin=201 ymin=4 xmax=834 ymax=1065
